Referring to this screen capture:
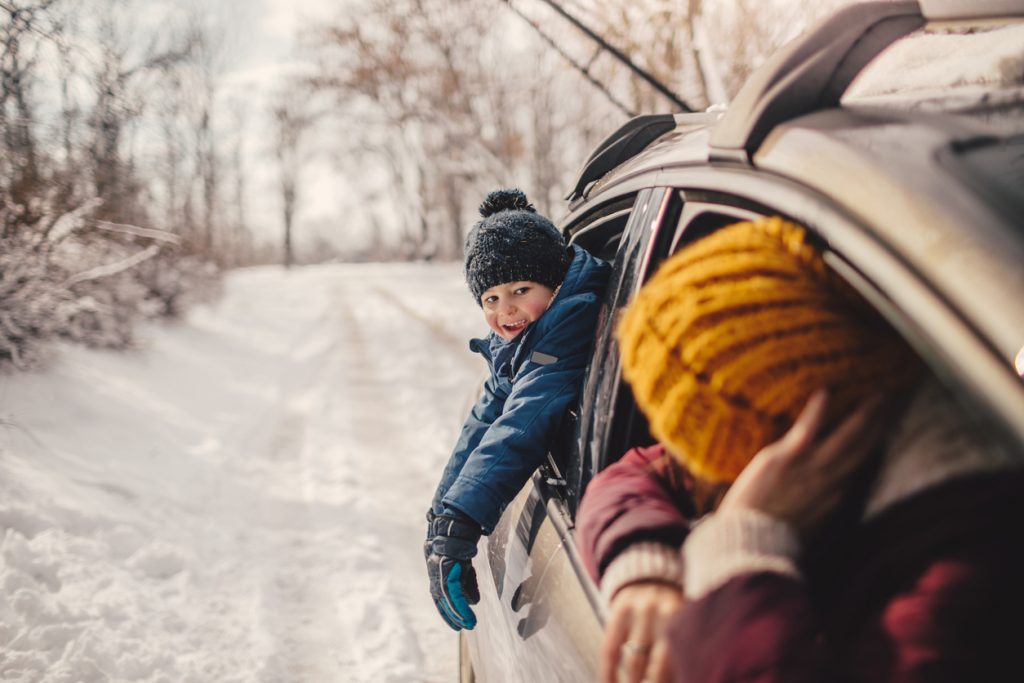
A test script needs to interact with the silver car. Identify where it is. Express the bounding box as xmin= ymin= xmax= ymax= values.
xmin=460 ymin=1 xmax=1024 ymax=680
